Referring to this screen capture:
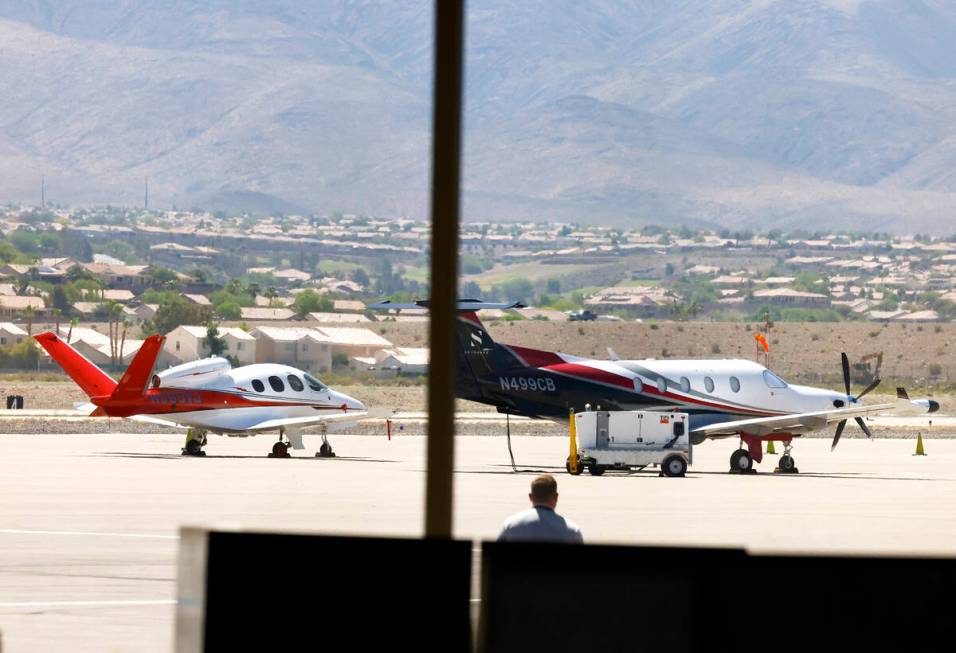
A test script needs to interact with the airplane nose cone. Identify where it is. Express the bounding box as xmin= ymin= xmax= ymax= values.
xmin=337 ymin=392 xmax=366 ymax=412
